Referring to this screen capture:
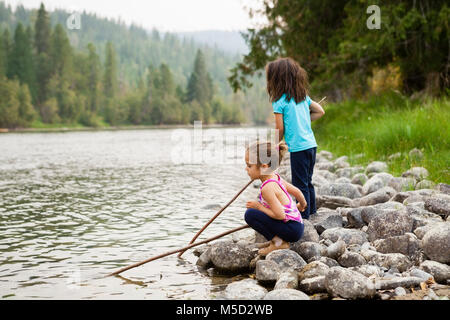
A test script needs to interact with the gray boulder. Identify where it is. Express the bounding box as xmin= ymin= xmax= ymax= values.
xmin=315 ymin=160 xmax=336 ymax=172
xmin=362 ymin=173 xmax=394 ymax=195
xmin=316 ymin=195 xmax=354 ymax=209
xmin=274 ymin=271 xmax=298 ymax=289
xmin=321 ymin=227 xmax=368 ymax=245
xmin=421 ymin=223 xmax=450 ymax=263
xmin=318 ymin=183 xmax=362 ymax=199
xmin=266 ymin=249 xmax=307 ymax=272
xmin=293 ymin=242 xmax=326 ymax=261
xmin=414 ymin=222 xmax=448 ymax=239
xmin=424 ymin=196 xmax=450 ymax=218
xmin=365 ymin=161 xmax=388 ymax=175
xmin=388 ymin=177 xmax=417 ymax=192
xmin=224 ymin=278 xmax=268 ymax=300
xmin=420 ymin=260 xmax=450 ymax=284
xmin=373 ymin=233 xmax=420 ymax=257
xmin=435 ymin=183 xmax=450 ymax=195
xmin=314 ymin=170 xmax=337 ymax=182
xmin=375 ymin=277 xmax=423 ymax=290
xmin=209 ymin=241 xmax=257 ymax=274
xmin=337 ymin=251 xmax=367 ymax=267
xmin=350 ymin=265 xmax=383 ymax=278
xmin=402 ymin=167 xmax=429 ymax=181
xmin=416 ymin=180 xmax=435 ymax=190
xmin=299 ymin=276 xmax=327 ymax=294
xmin=311 ymin=212 xmax=343 ymax=234
xmin=346 ymin=208 xmax=366 ymax=228
xmin=351 ymin=173 xmax=369 ymax=186
xmin=366 ymin=209 xmax=414 ymax=241
xmin=263 ymin=288 xmax=310 ymax=300
xmin=293 ymin=219 xmax=320 ymax=244
xmin=255 ymin=260 xmax=280 ymax=283
xmin=317 ymin=150 xmax=333 ymax=160
xmin=360 ymin=249 xmax=412 ymax=272
xmin=354 ymin=186 xmax=397 ymax=207
xmin=325 ymin=266 xmax=376 ymax=299
xmin=298 ymin=261 xmax=330 ymax=281
xmin=325 ymin=240 xmax=346 ymax=260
